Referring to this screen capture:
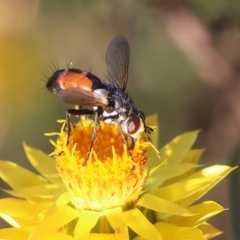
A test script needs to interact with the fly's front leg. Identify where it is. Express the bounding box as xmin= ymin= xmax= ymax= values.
xmin=145 ymin=125 xmax=154 ymax=143
xmin=116 ymin=120 xmax=134 ymax=159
